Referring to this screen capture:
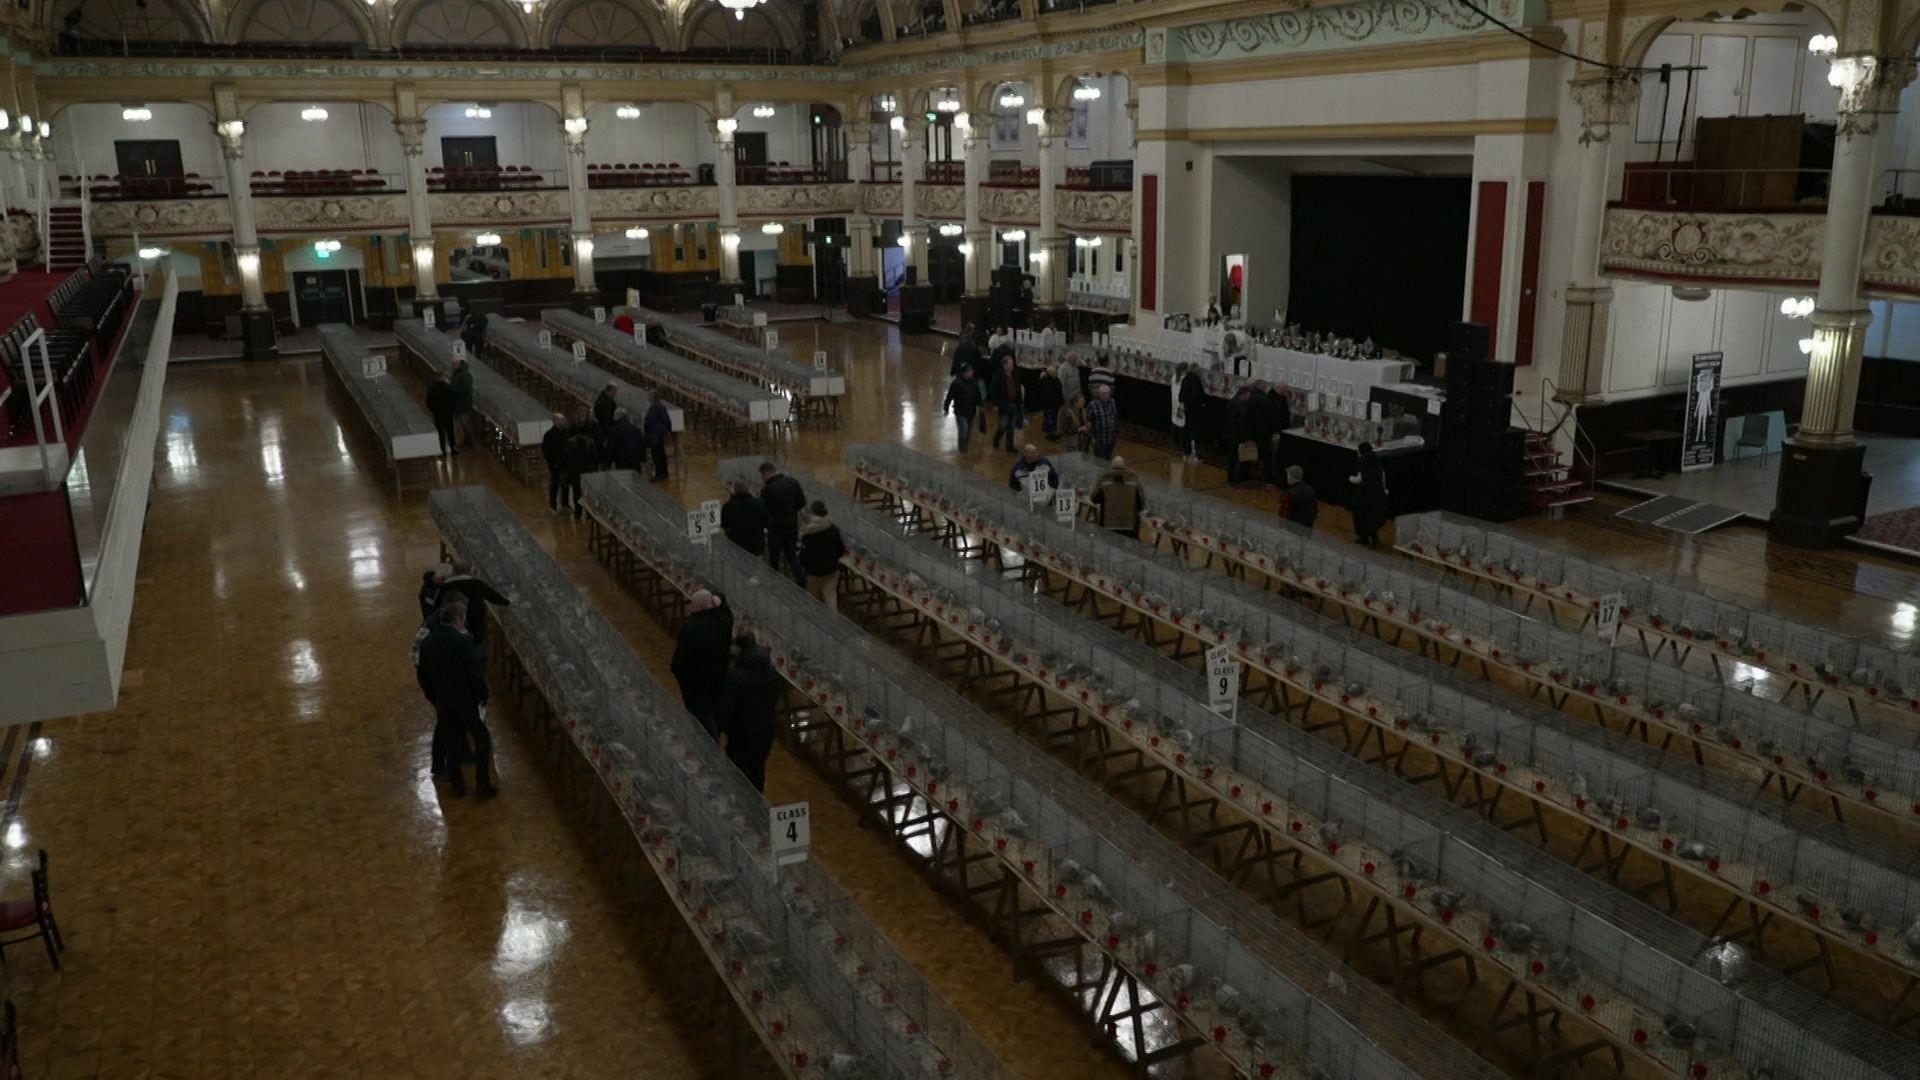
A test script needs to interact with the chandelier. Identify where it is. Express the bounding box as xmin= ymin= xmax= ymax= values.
xmin=475 ymin=232 xmax=502 ymax=246
xmin=1072 ymin=81 xmax=1101 ymax=102
xmin=464 ymin=105 xmax=493 ymax=119
xmin=626 ymin=226 xmax=650 ymax=240
xmin=752 ymin=103 xmax=776 ymax=118
xmin=997 ymin=90 xmax=1024 ymax=110
xmin=761 ymin=222 xmax=785 ymax=235
xmin=616 ymin=104 xmax=643 ymax=119
xmin=717 ymin=0 xmax=763 ymax=21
